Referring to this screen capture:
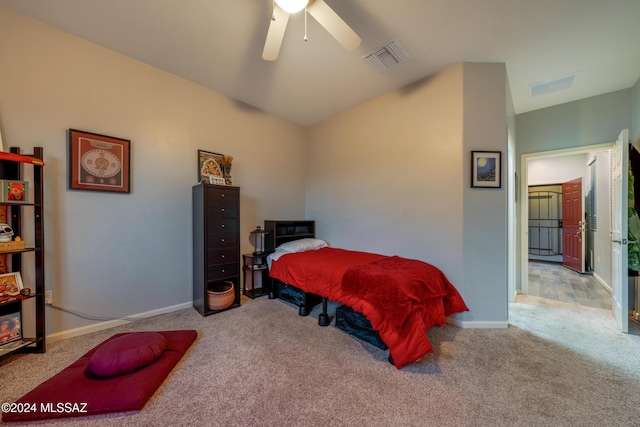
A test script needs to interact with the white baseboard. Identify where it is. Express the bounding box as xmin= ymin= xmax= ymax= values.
xmin=593 ymin=272 xmax=612 ymax=293
xmin=45 ymin=302 xmax=192 ymax=344
xmin=447 ymin=318 xmax=509 ymax=329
